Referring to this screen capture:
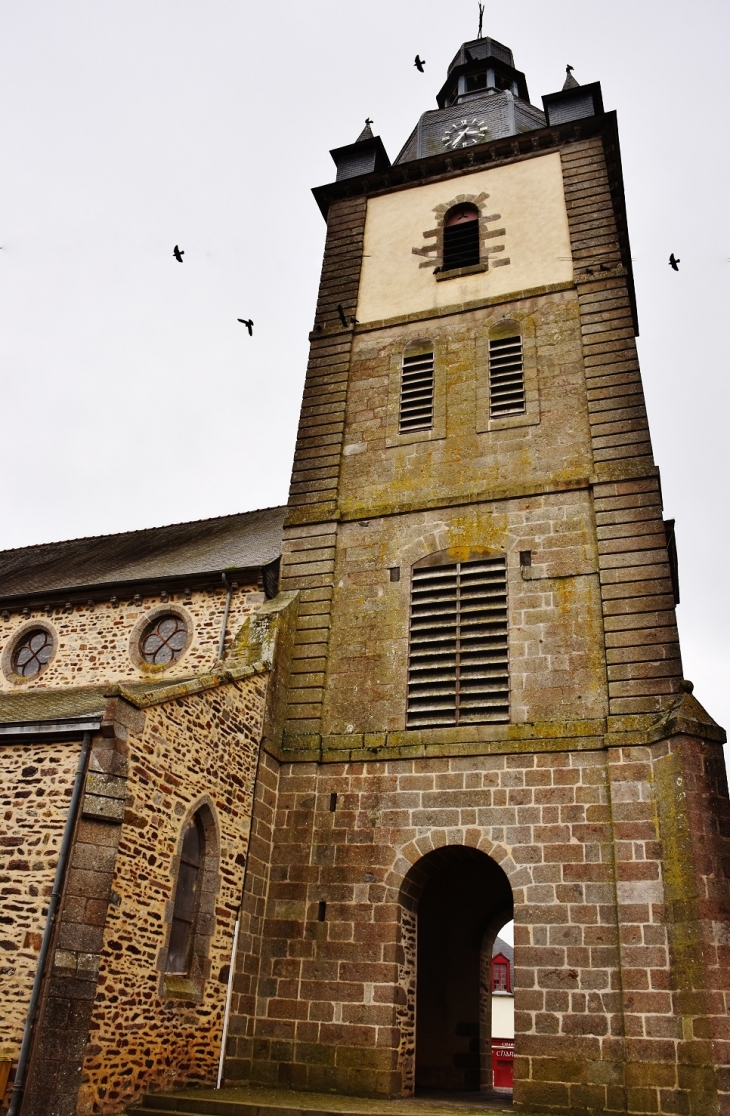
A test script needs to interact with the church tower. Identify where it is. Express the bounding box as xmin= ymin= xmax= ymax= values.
xmin=227 ymin=38 xmax=730 ymax=1116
